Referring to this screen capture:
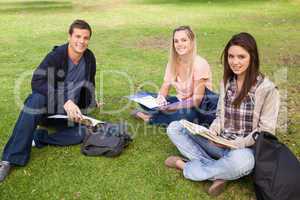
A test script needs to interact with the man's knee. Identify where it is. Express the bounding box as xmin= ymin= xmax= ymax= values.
xmin=23 ymin=93 xmax=47 ymax=114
